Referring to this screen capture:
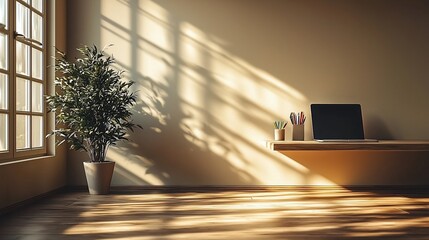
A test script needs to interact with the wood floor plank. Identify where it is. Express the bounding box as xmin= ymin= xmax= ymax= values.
xmin=1 ymin=187 xmax=429 ymax=239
